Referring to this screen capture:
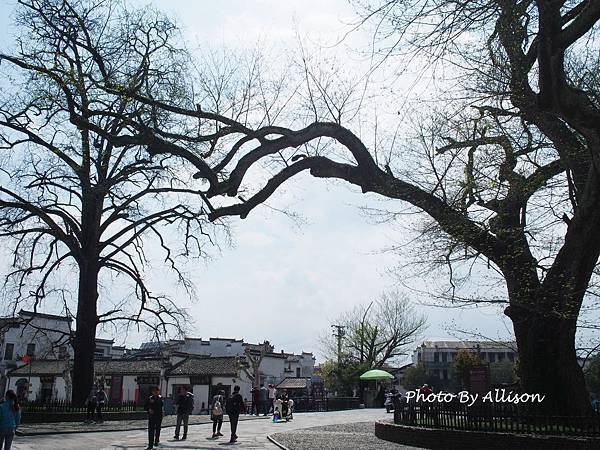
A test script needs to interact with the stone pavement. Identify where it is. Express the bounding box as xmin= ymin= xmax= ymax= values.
xmin=18 ymin=414 xmax=265 ymax=435
xmin=12 ymin=409 xmax=416 ymax=449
